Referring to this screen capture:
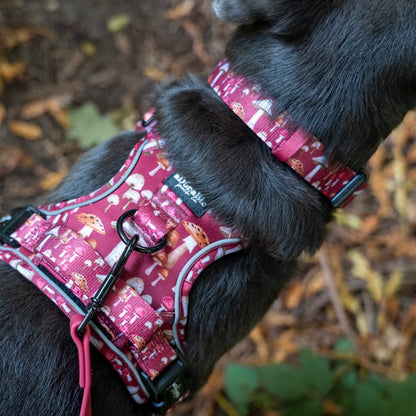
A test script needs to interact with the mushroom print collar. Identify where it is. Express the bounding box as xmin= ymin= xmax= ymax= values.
xmin=0 ymin=113 xmax=242 ymax=415
xmin=209 ymin=59 xmax=368 ymax=208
